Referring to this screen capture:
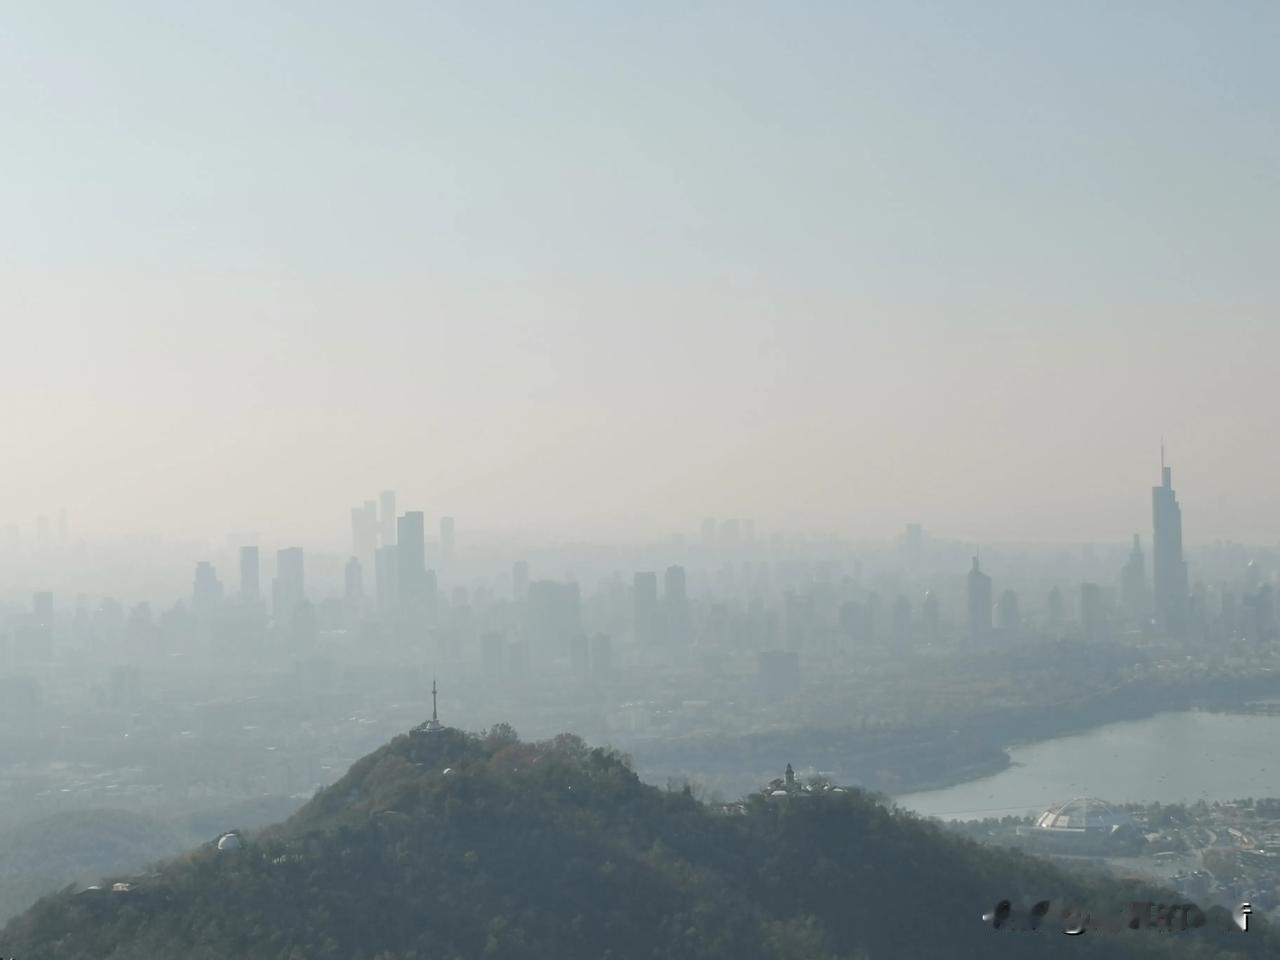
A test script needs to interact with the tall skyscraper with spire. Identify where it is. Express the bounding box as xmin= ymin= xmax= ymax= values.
xmin=1152 ymin=451 xmax=1189 ymax=636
